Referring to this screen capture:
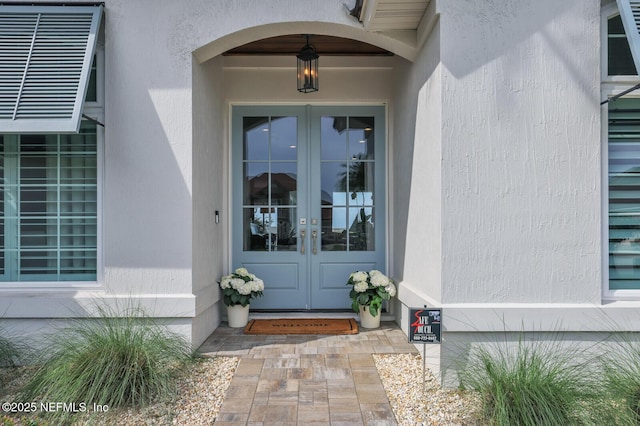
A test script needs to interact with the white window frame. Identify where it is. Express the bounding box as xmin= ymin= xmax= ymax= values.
xmin=602 ymin=2 xmax=640 ymax=299
xmin=0 ymin=27 xmax=103 ymax=290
